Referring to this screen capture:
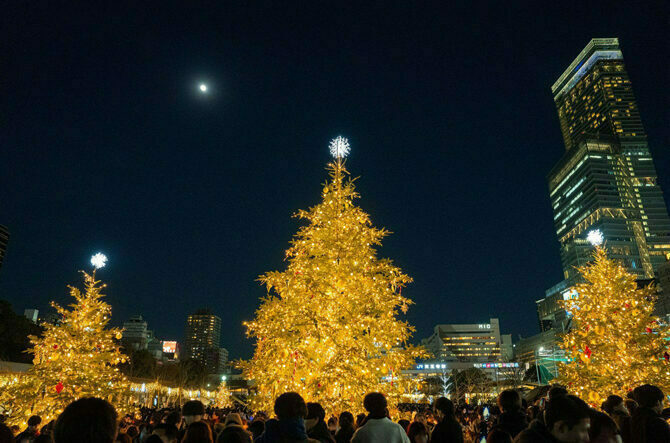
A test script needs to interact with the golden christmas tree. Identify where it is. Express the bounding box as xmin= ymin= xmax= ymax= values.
xmin=558 ymin=236 xmax=670 ymax=405
xmin=1 ymin=258 xmax=130 ymax=426
xmin=241 ymin=137 xmax=426 ymax=414
xmin=216 ymin=379 xmax=233 ymax=408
